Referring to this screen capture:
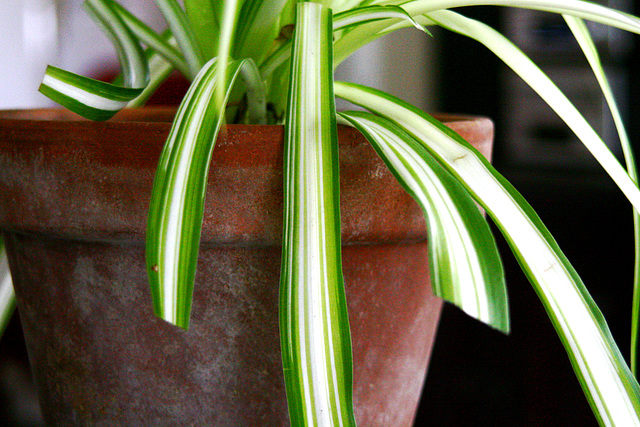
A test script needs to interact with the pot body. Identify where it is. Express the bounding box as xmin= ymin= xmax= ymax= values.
xmin=0 ymin=108 xmax=493 ymax=426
